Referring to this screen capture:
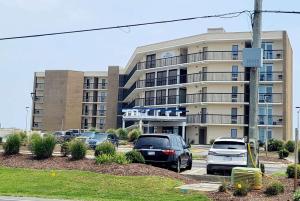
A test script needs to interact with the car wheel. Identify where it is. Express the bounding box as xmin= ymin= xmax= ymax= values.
xmin=207 ymin=168 xmax=214 ymax=175
xmin=186 ymin=158 xmax=192 ymax=170
xmin=175 ymin=159 xmax=181 ymax=173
